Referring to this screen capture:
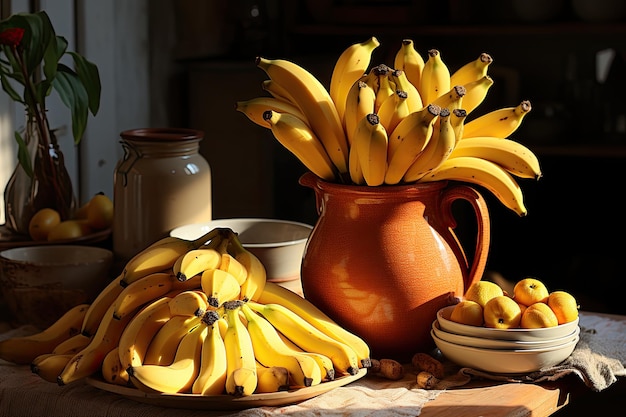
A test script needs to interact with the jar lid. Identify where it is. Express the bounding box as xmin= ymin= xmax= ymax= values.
xmin=120 ymin=128 xmax=204 ymax=141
